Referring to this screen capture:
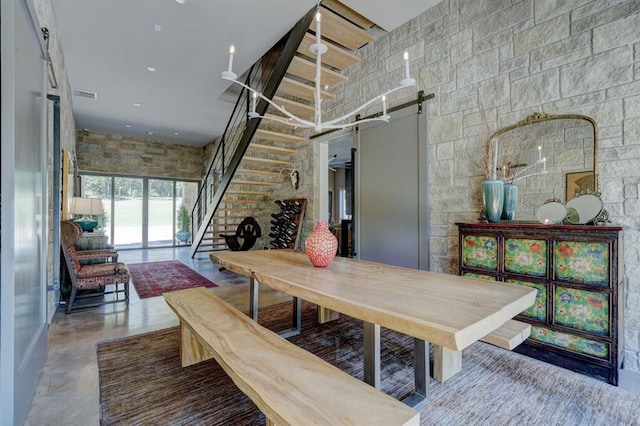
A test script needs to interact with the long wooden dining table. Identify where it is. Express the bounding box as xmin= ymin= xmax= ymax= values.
xmin=210 ymin=249 xmax=536 ymax=408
